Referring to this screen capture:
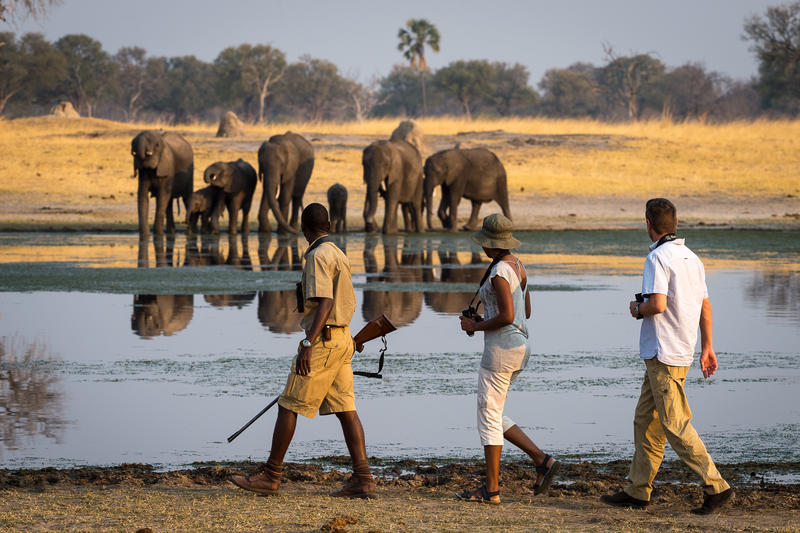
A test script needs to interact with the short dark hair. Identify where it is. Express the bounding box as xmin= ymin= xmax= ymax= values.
xmin=301 ymin=203 xmax=330 ymax=233
xmin=645 ymin=198 xmax=677 ymax=234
